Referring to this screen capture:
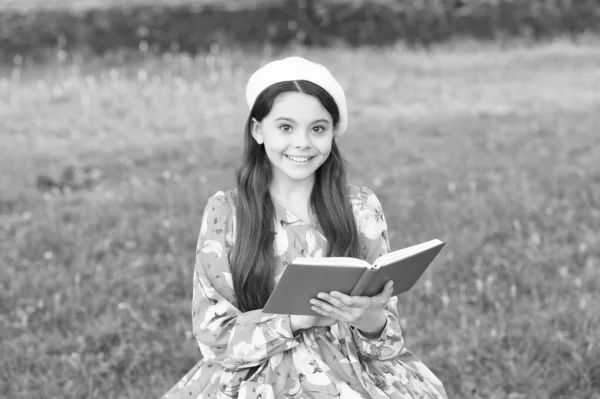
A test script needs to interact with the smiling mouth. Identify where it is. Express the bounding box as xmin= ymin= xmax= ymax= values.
xmin=285 ymin=155 xmax=315 ymax=163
